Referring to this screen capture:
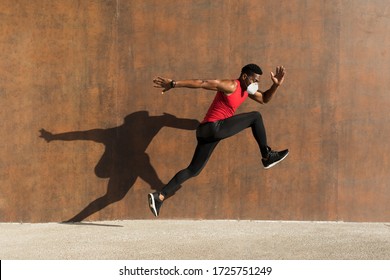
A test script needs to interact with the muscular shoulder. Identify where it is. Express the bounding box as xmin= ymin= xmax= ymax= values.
xmin=217 ymin=79 xmax=237 ymax=94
